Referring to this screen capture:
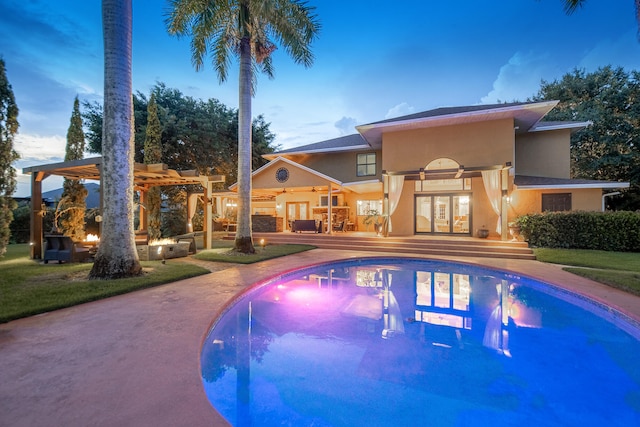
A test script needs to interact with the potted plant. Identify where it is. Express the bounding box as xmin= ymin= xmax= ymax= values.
xmin=363 ymin=209 xmax=383 ymax=235
xmin=477 ymin=225 xmax=489 ymax=239
xmin=508 ymin=221 xmax=521 ymax=241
